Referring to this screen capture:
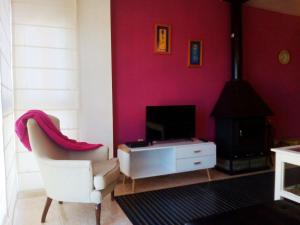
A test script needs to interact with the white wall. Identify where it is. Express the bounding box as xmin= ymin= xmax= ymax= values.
xmin=12 ymin=0 xmax=79 ymax=190
xmin=0 ymin=0 xmax=18 ymax=224
xmin=77 ymin=0 xmax=114 ymax=156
